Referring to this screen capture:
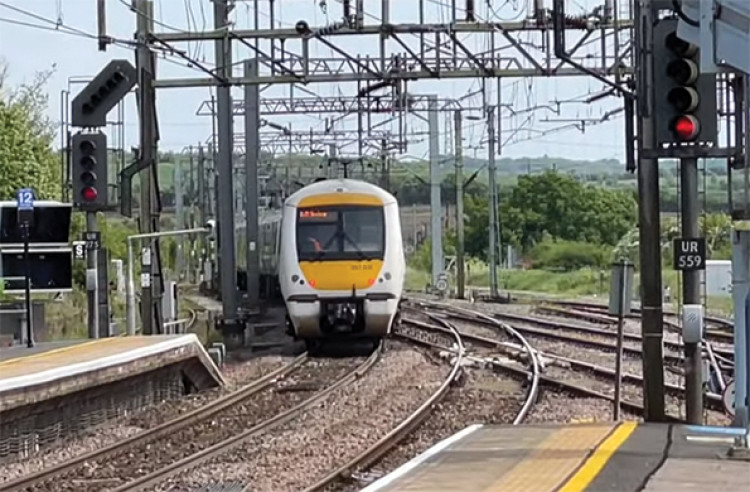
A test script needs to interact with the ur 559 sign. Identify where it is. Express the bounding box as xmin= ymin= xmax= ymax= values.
xmin=673 ymin=238 xmax=706 ymax=271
